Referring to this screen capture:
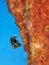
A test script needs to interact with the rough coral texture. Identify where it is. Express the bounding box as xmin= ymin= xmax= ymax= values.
xmin=6 ymin=0 xmax=49 ymax=65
